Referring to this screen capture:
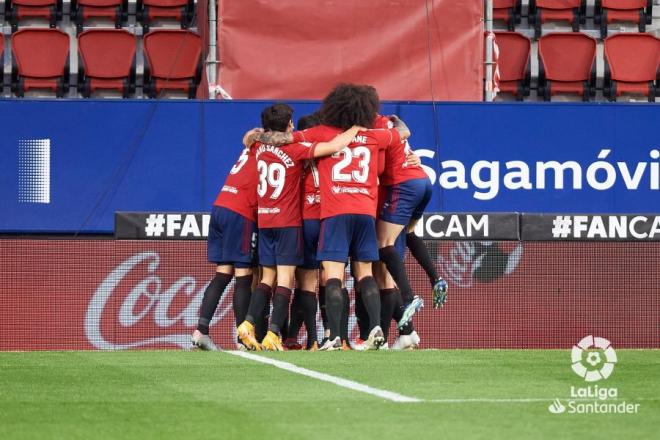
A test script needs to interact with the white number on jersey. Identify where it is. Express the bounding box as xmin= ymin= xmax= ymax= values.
xmin=257 ymin=160 xmax=286 ymax=199
xmin=331 ymin=146 xmax=371 ymax=183
xmin=230 ymin=148 xmax=250 ymax=174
